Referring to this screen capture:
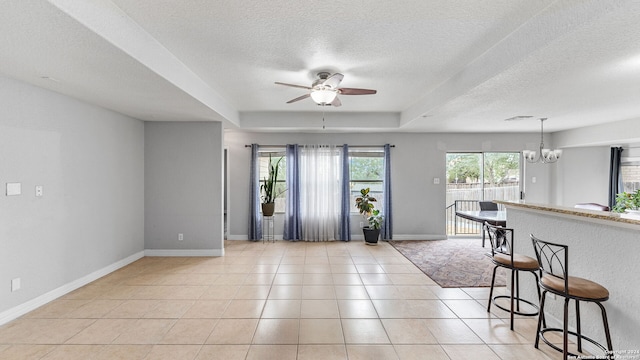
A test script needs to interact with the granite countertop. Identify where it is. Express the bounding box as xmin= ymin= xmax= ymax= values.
xmin=495 ymin=200 xmax=640 ymax=227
